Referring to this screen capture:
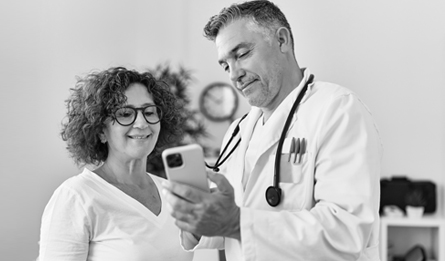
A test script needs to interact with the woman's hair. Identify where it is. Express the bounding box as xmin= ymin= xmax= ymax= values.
xmin=203 ymin=0 xmax=294 ymax=50
xmin=61 ymin=67 xmax=184 ymax=166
